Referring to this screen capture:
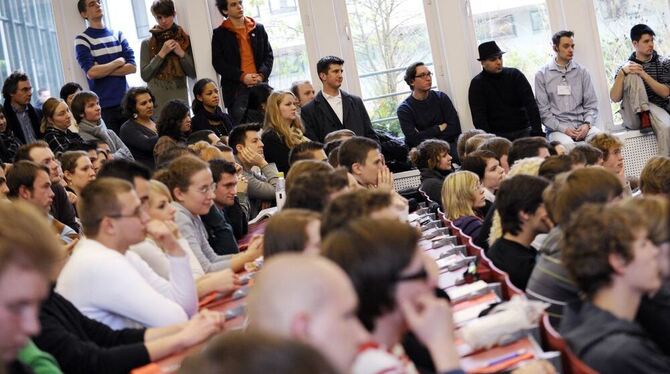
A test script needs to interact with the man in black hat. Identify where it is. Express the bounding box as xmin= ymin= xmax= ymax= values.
xmin=468 ymin=41 xmax=544 ymax=141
